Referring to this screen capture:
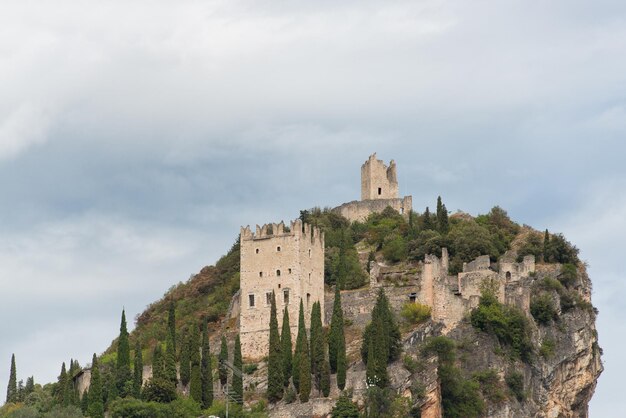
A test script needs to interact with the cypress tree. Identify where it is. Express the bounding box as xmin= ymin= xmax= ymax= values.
xmin=543 ymin=229 xmax=551 ymax=262
xmin=201 ymin=318 xmax=213 ymax=409
xmin=321 ymin=346 xmax=330 ymax=397
xmin=57 ymin=362 xmax=69 ymax=406
xmin=24 ymin=376 xmax=34 ymax=397
xmin=152 ymin=344 xmax=164 ymax=380
xmin=116 ymin=309 xmax=132 ymax=397
xmin=336 ymin=333 xmax=347 ymax=390
xmin=267 ymin=290 xmax=284 ymax=402
xmin=81 ymin=388 xmax=89 ymax=414
xmin=328 ymin=286 xmax=344 ymax=373
xmin=179 ymin=330 xmax=191 ymax=387
xmin=293 ymin=299 xmax=306 ymax=392
xmin=6 ymin=354 xmax=17 ymax=403
xmin=299 ymin=331 xmax=311 ymax=402
xmin=436 ymin=196 xmax=449 ymax=233
xmin=218 ymin=336 xmax=228 ymax=387
xmin=189 ymin=325 xmax=202 ymax=403
xmin=164 ymin=331 xmax=178 ymax=385
xmin=423 ymin=206 xmax=434 ymax=230
xmin=280 ymin=307 xmax=293 ymax=387
xmin=361 ymin=288 xmax=401 ymax=366
xmin=88 ymin=354 xmax=104 ymax=418
xmin=366 ymin=338 xmax=377 ymax=387
xmin=310 ymin=301 xmax=324 ymax=391
xmin=167 ymin=301 xmax=176 ymax=354
xmin=372 ymin=317 xmax=389 ymax=387
xmin=133 ymin=341 xmax=143 ymax=398
xmin=233 ymin=334 xmax=243 ymax=405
